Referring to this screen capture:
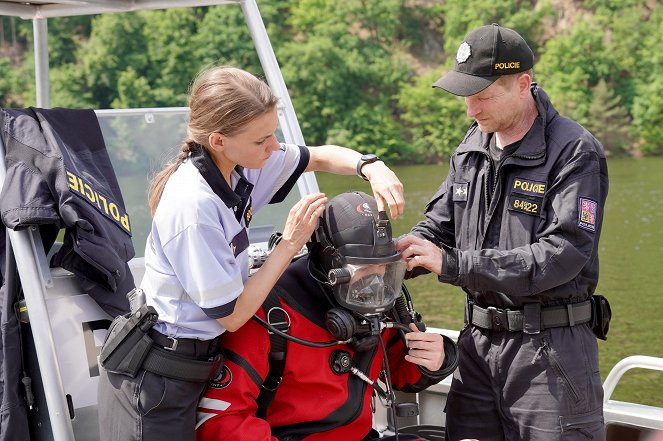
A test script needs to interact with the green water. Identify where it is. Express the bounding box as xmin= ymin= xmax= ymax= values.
xmin=316 ymin=157 xmax=663 ymax=407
